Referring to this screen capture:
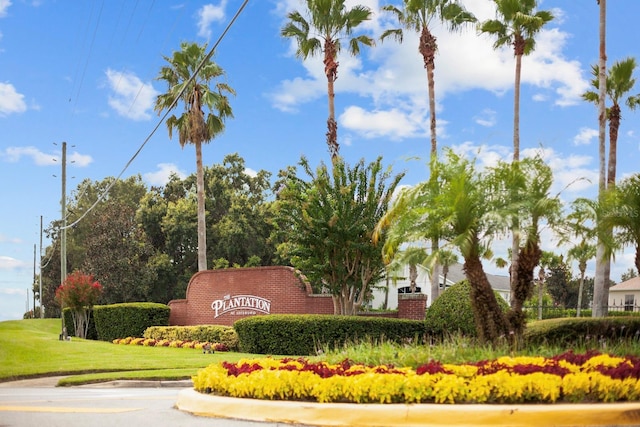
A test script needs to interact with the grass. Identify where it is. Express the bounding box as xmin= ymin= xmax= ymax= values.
xmin=0 ymin=319 xmax=251 ymax=385
xmin=5 ymin=318 xmax=640 ymax=387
